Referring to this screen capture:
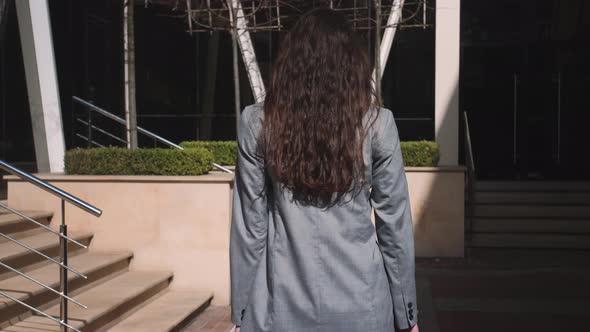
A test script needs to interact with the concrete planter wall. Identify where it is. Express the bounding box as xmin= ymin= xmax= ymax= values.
xmin=404 ymin=167 xmax=465 ymax=258
xmin=6 ymin=166 xmax=464 ymax=305
xmin=6 ymin=173 xmax=234 ymax=305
